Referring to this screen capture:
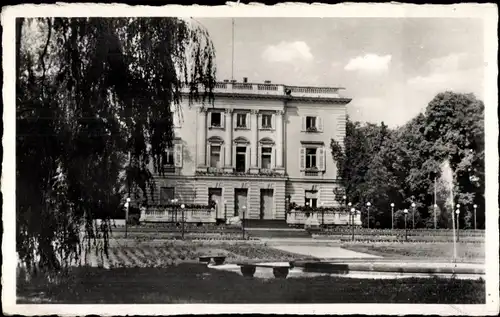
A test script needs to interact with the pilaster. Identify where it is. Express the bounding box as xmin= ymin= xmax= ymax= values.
xmin=249 ymin=109 xmax=260 ymax=174
xmin=223 ymin=108 xmax=234 ymax=173
xmin=275 ymin=109 xmax=285 ymax=174
xmin=196 ymin=107 xmax=208 ymax=172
